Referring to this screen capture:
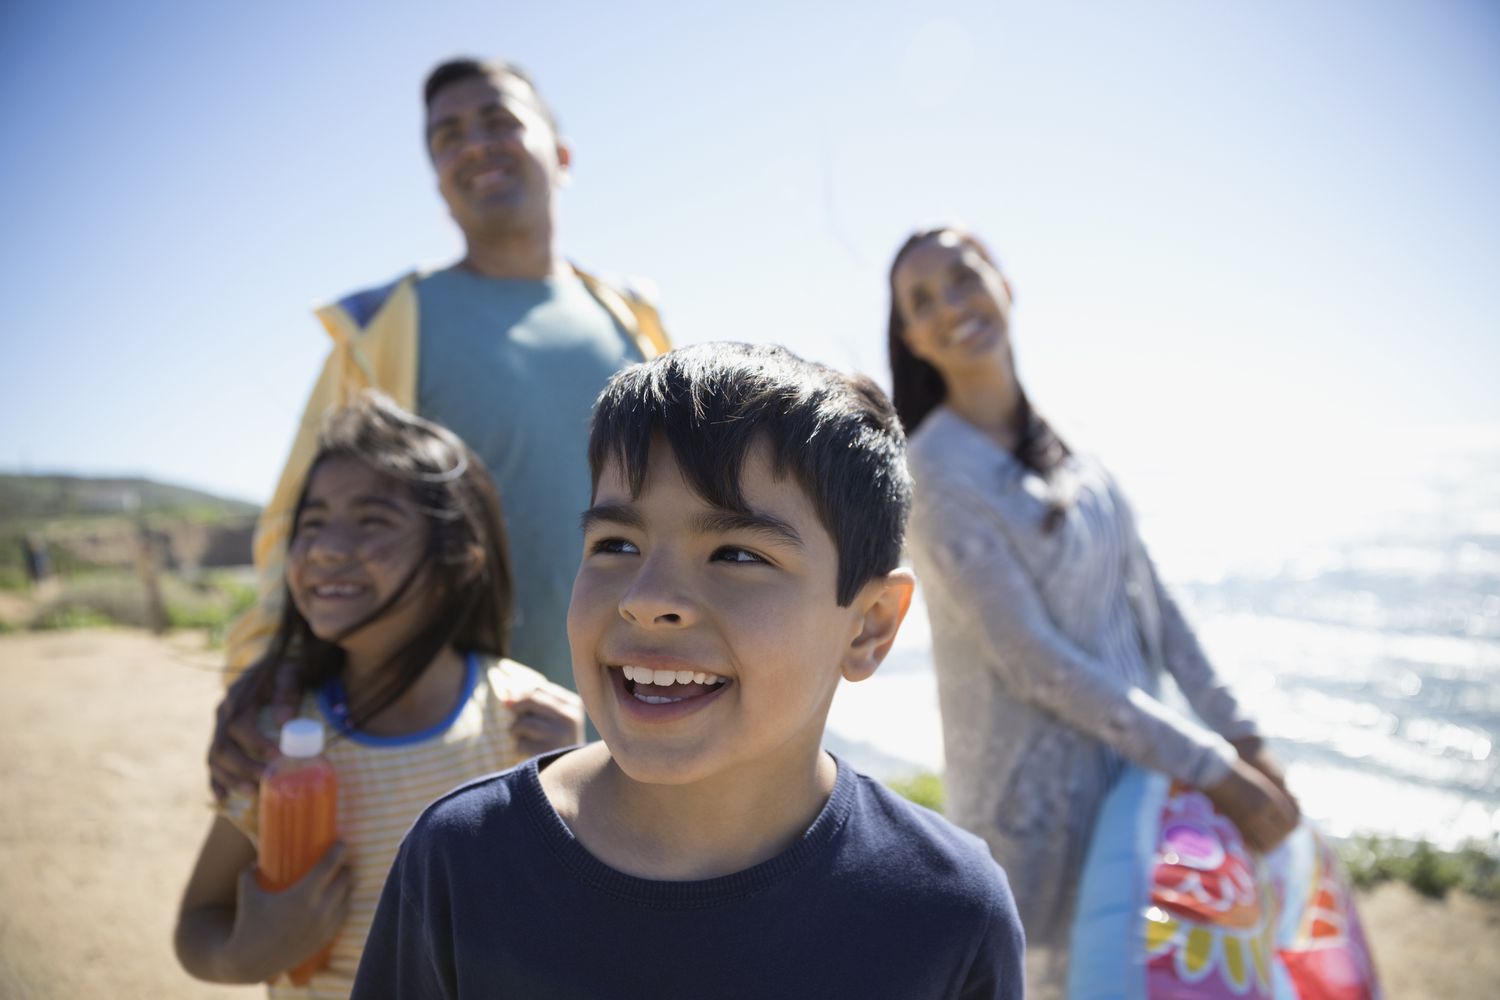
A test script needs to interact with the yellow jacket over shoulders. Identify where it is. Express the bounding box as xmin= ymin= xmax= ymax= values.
xmin=223 ymin=267 xmax=669 ymax=677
